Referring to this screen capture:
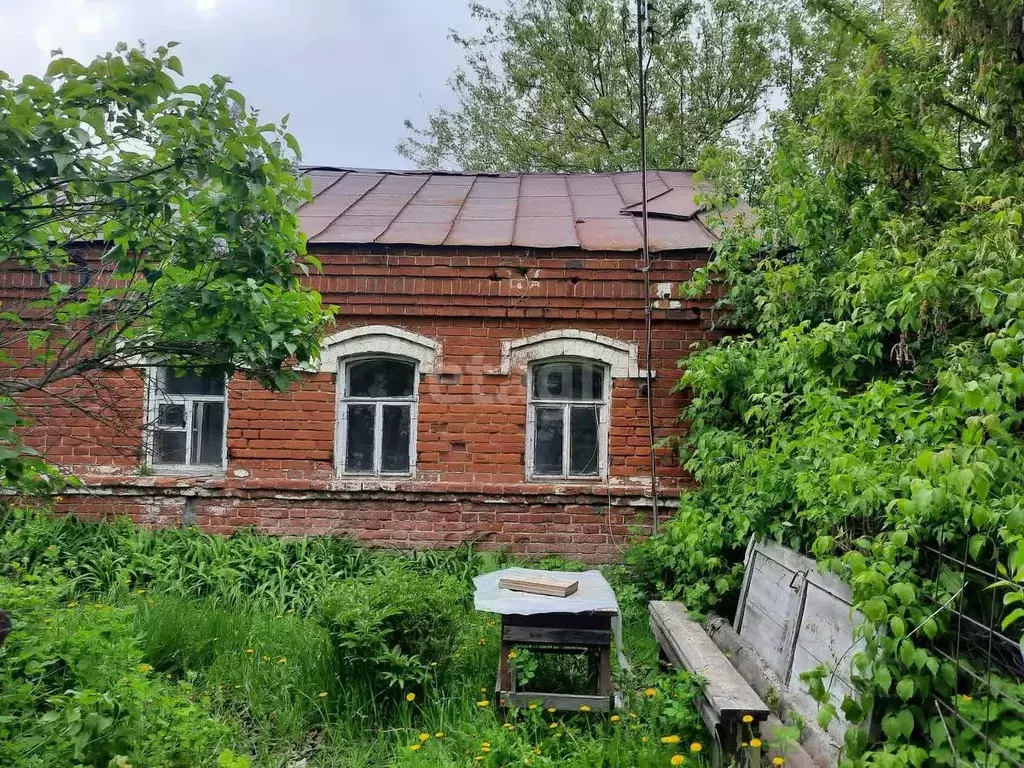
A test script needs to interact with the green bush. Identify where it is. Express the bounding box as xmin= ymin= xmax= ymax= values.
xmin=319 ymin=563 xmax=469 ymax=695
xmin=0 ymin=576 xmax=234 ymax=767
